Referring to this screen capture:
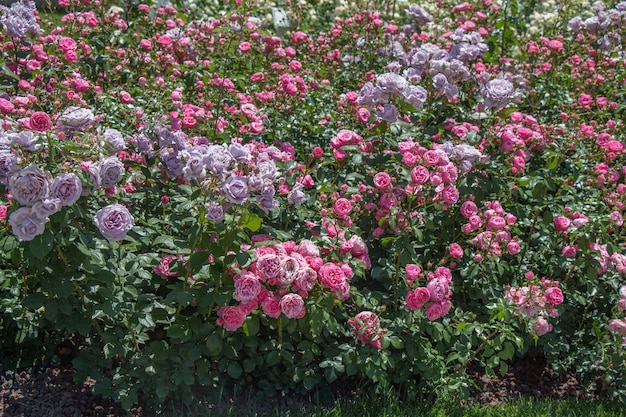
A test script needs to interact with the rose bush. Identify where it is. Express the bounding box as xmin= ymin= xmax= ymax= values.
xmin=1 ymin=0 xmax=626 ymax=410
